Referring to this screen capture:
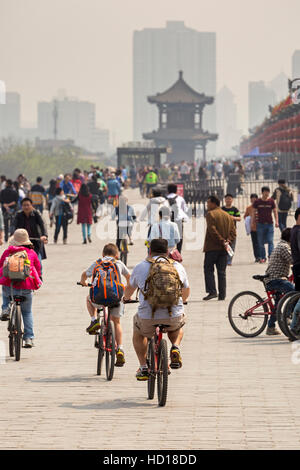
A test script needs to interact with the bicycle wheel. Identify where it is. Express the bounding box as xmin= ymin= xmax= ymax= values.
xmin=8 ymin=307 xmax=15 ymax=357
xmin=120 ymin=239 xmax=128 ymax=266
xmin=276 ymin=291 xmax=297 ymax=337
xmin=282 ymin=292 xmax=300 ymax=341
xmin=14 ymin=305 xmax=22 ymax=362
xmin=147 ymin=338 xmax=156 ymax=400
xmin=96 ymin=332 xmax=104 ymax=376
xmin=157 ymin=339 xmax=168 ymax=407
xmin=228 ymin=291 xmax=268 ymax=338
xmin=105 ymin=321 xmax=115 ymax=381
